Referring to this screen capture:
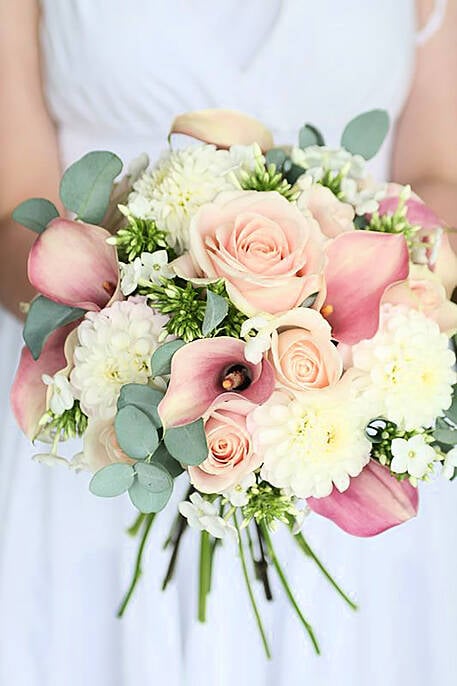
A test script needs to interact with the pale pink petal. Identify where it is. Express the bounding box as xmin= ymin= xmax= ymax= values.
xmin=169 ymin=109 xmax=274 ymax=151
xmin=28 ymin=218 xmax=119 ymax=311
xmin=307 ymin=460 xmax=418 ymax=537
xmin=323 ymin=232 xmax=409 ymax=344
xmin=158 ymin=337 xmax=275 ymax=428
xmin=11 ymin=324 xmax=77 ymax=440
